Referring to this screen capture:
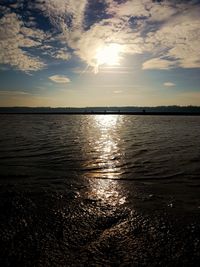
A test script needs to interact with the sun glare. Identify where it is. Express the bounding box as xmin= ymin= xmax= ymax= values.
xmin=95 ymin=43 xmax=122 ymax=72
